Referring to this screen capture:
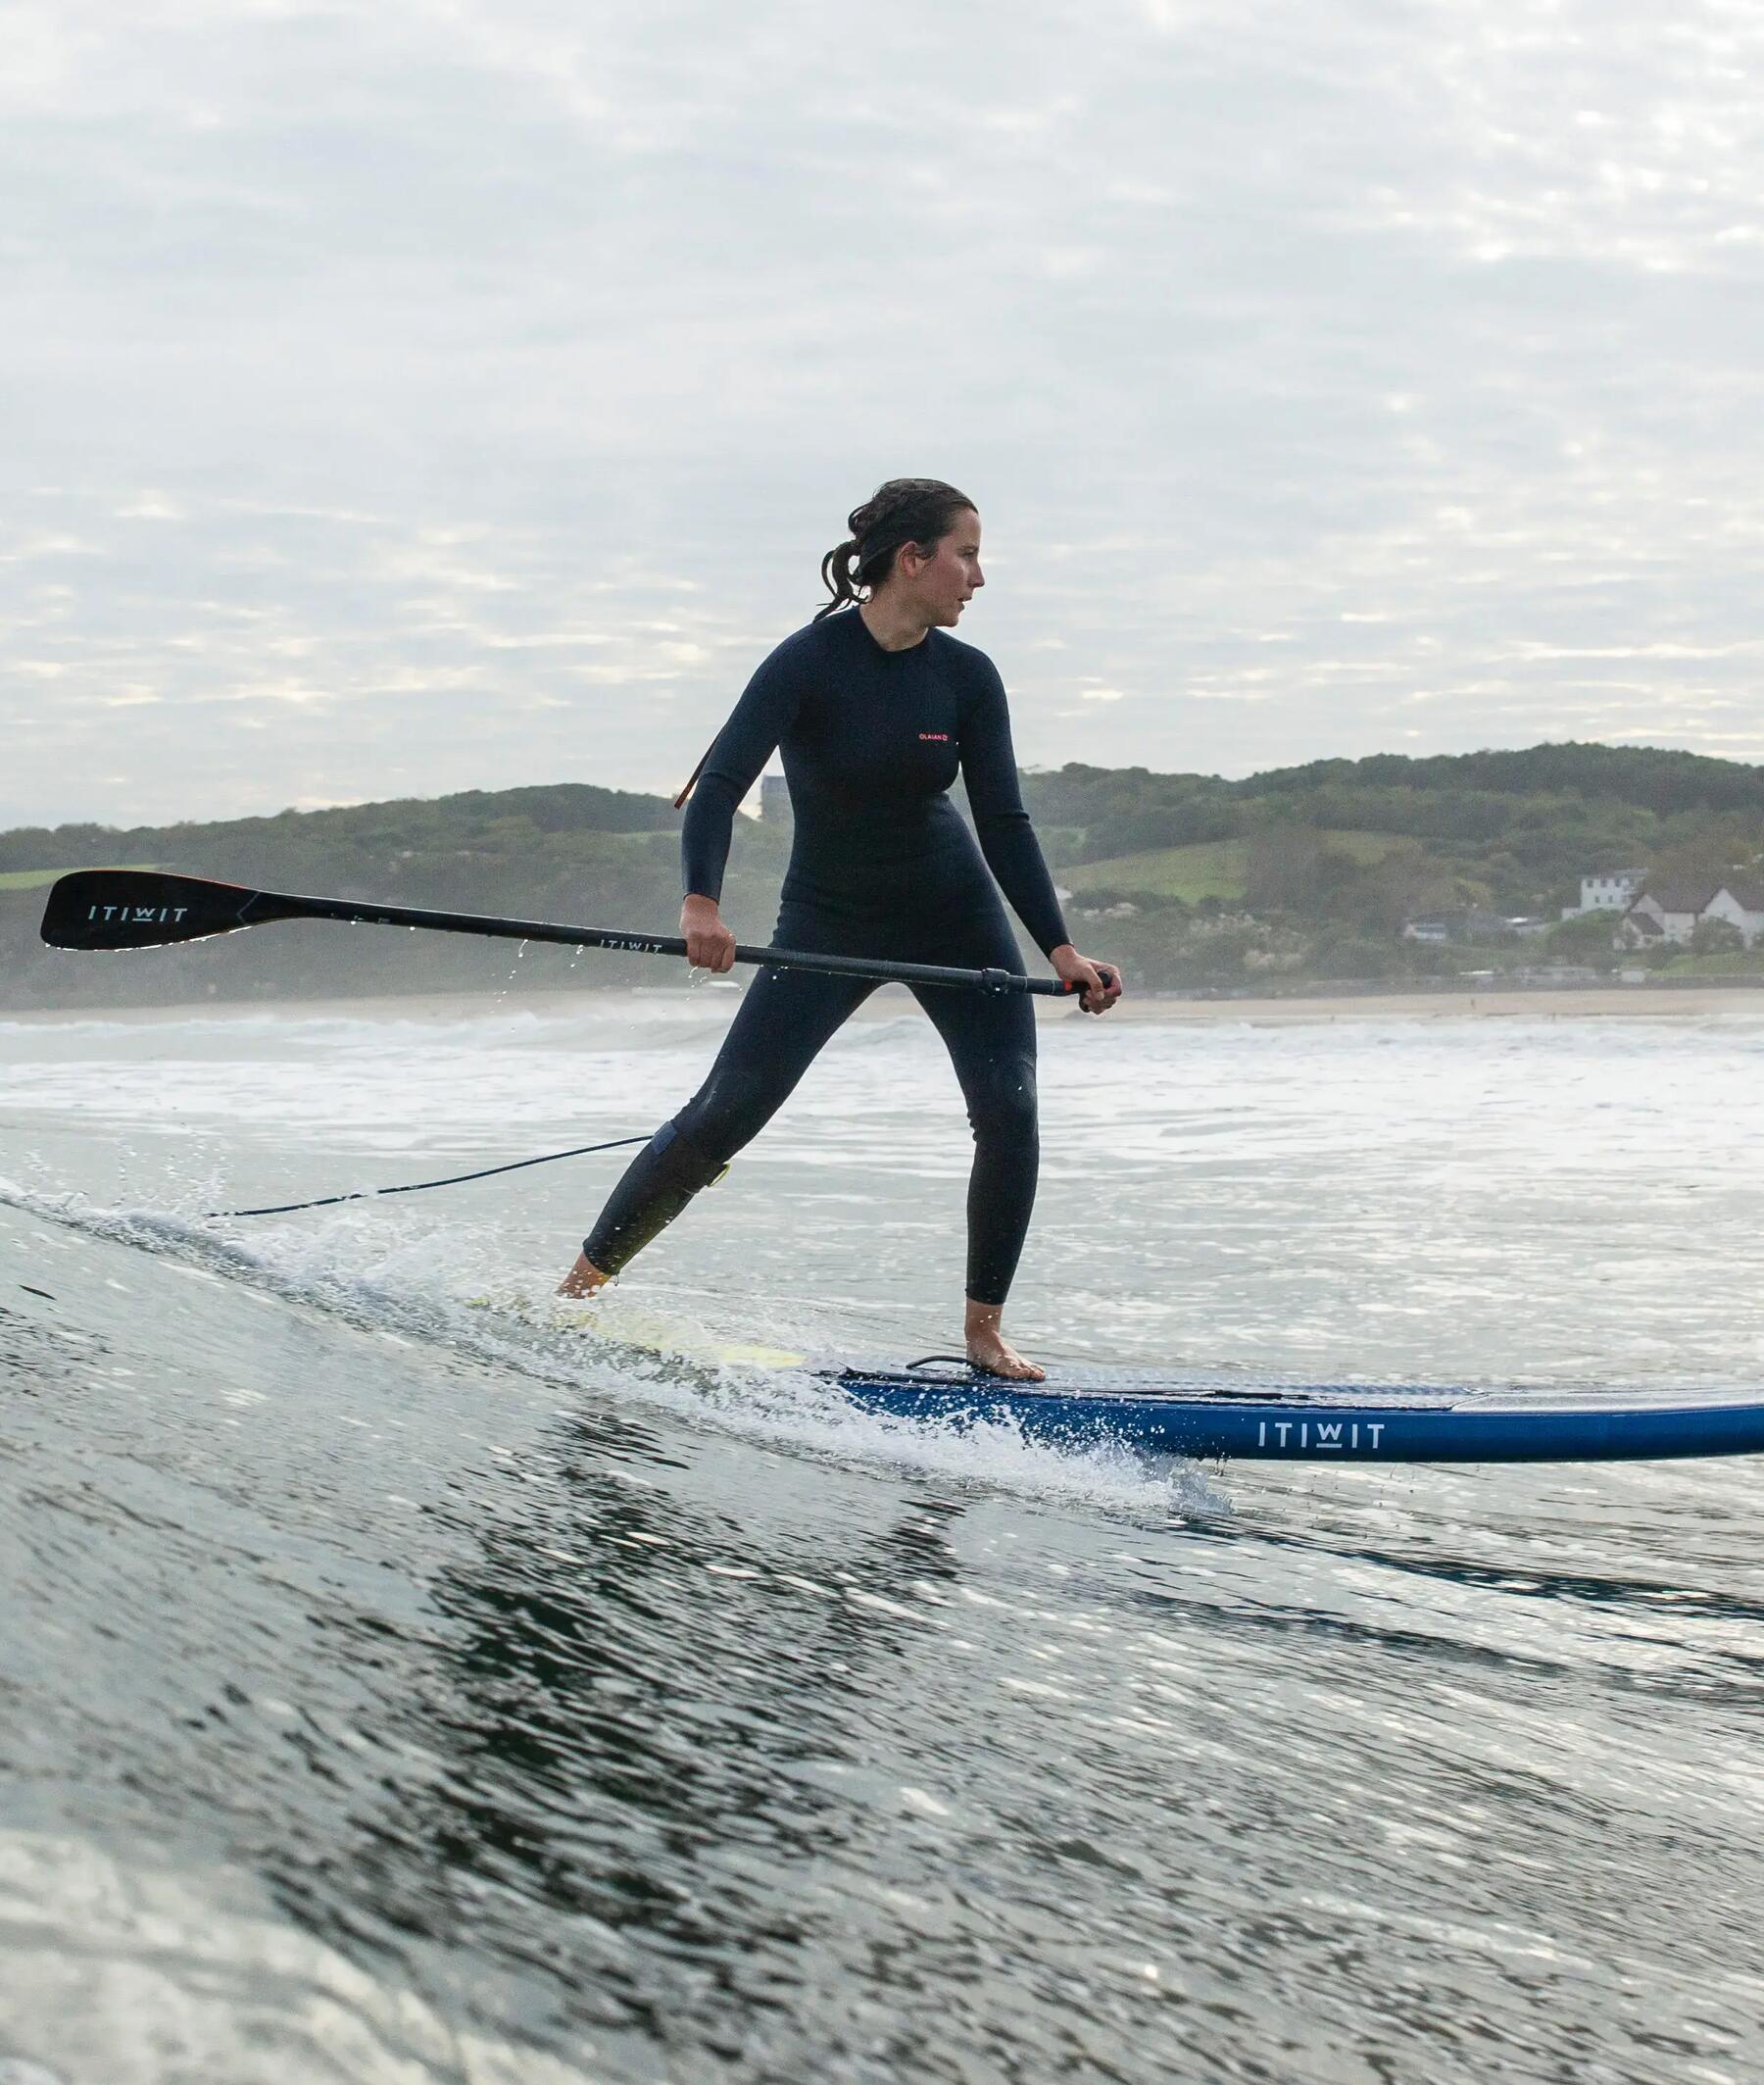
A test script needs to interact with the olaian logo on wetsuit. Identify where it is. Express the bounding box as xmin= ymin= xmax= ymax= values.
xmin=918 ymin=732 xmax=950 ymax=741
